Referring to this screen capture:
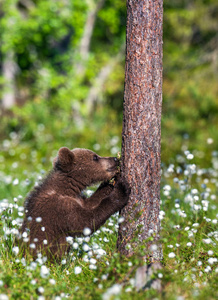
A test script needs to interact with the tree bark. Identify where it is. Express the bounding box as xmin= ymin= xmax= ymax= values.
xmin=117 ymin=0 xmax=163 ymax=262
